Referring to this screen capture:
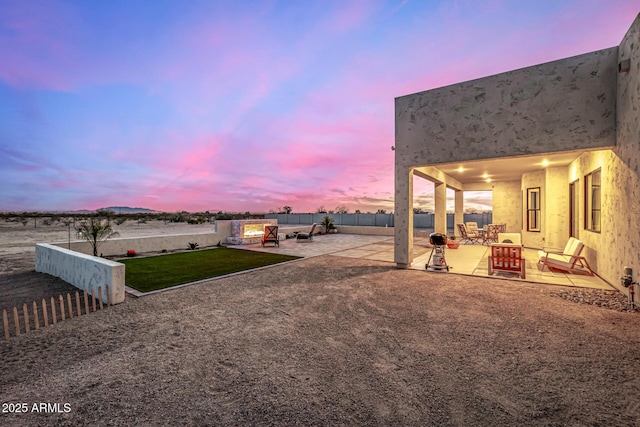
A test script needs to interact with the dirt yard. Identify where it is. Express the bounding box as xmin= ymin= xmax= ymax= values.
xmin=0 ymin=219 xmax=215 ymax=310
xmin=1 ymin=220 xmax=639 ymax=425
